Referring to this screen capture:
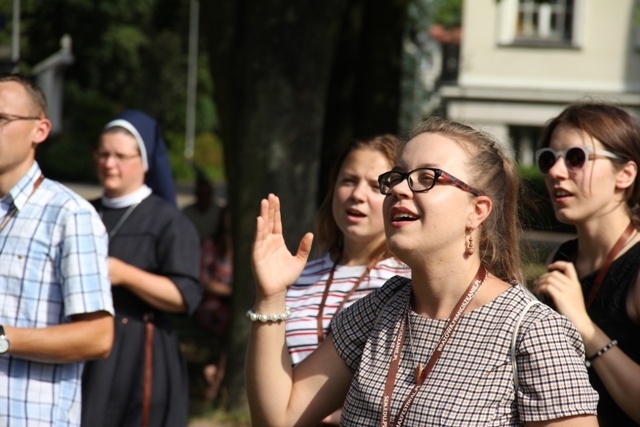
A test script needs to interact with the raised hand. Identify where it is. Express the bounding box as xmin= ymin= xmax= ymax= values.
xmin=251 ymin=194 xmax=314 ymax=300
